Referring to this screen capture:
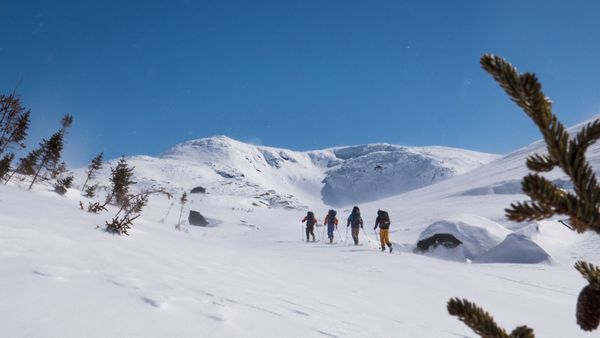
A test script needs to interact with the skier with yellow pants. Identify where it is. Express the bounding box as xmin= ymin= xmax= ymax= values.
xmin=374 ymin=209 xmax=393 ymax=252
